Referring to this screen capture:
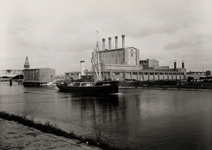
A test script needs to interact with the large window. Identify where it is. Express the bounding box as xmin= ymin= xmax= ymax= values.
xmin=34 ymin=70 xmax=39 ymax=81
